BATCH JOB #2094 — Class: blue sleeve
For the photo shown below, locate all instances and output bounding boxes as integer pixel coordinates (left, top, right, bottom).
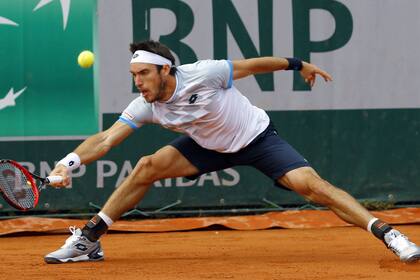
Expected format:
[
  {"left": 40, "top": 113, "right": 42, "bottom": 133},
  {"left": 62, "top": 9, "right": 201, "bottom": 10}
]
[
  {"left": 118, "top": 116, "right": 139, "bottom": 129},
  {"left": 118, "top": 96, "right": 153, "bottom": 129}
]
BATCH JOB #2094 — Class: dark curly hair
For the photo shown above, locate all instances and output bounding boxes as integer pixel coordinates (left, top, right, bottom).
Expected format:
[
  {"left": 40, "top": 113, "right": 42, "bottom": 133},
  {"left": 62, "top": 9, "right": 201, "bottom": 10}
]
[{"left": 130, "top": 40, "right": 177, "bottom": 75}]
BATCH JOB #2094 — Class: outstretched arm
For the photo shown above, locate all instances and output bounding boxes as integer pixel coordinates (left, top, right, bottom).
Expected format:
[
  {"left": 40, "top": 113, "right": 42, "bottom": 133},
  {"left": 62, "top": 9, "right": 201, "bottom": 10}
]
[
  {"left": 232, "top": 57, "right": 332, "bottom": 87},
  {"left": 50, "top": 121, "right": 134, "bottom": 187},
  {"left": 73, "top": 122, "right": 133, "bottom": 164}
]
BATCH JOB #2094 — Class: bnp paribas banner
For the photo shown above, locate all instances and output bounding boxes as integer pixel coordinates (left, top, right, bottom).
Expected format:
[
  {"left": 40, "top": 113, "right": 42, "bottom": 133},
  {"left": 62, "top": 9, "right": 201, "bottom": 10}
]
[{"left": 0, "top": 0, "right": 98, "bottom": 139}]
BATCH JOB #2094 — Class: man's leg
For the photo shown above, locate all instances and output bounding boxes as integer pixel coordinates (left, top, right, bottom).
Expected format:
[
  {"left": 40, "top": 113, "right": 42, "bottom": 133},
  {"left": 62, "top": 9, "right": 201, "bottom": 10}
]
[
  {"left": 278, "top": 166, "right": 420, "bottom": 262},
  {"left": 45, "top": 145, "right": 199, "bottom": 263},
  {"left": 278, "top": 167, "right": 373, "bottom": 228},
  {"left": 101, "top": 145, "right": 199, "bottom": 221}
]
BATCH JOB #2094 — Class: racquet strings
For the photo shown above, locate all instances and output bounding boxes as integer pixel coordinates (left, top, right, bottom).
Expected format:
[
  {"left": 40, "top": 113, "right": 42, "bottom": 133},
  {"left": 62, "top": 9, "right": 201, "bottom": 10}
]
[{"left": 0, "top": 161, "right": 37, "bottom": 209}]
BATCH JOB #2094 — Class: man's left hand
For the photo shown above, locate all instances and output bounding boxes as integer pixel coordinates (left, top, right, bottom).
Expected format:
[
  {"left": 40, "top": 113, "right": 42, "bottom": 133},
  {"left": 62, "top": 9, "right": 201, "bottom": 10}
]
[{"left": 300, "top": 62, "right": 333, "bottom": 87}]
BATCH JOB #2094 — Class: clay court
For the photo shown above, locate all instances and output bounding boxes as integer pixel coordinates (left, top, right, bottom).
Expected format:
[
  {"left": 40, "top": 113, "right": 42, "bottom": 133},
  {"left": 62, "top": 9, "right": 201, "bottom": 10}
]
[{"left": 0, "top": 210, "right": 419, "bottom": 280}]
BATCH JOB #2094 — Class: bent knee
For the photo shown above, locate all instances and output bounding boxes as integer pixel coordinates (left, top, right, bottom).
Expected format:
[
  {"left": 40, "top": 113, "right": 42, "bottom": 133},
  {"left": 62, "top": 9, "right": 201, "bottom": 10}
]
[
  {"left": 137, "top": 155, "right": 153, "bottom": 169},
  {"left": 281, "top": 168, "right": 337, "bottom": 203},
  {"left": 131, "top": 154, "right": 160, "bottom": 184}
]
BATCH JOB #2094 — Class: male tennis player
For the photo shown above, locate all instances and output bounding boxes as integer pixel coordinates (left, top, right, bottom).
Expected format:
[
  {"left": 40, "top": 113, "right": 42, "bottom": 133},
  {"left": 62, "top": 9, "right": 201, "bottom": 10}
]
[{"left": 44, "top": 40, "right": 420, "bottom": 264}]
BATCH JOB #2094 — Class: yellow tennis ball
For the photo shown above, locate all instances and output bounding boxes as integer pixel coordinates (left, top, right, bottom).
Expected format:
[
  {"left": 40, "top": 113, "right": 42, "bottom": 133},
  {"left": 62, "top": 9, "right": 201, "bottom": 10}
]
[{"left": 77, "top": 50, "right": 95, "bottom": 68}]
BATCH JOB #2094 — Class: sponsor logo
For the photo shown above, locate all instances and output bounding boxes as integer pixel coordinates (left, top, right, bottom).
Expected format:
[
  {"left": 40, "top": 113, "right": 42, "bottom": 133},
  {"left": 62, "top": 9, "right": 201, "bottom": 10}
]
[
  {"left": 0, "top": 16, "right": 18, "bottom": 26},
  {"left": 123, "top": 112, "right": 134, "bottom": 120},
  {"left": 188, "top": 94, "right": 198, "bottom": 104},
  {"left": 74, "top": 243, "right": 88, "bottom": 251},
  {"left": 33, "top": 0, "right": 72, "bottom": 30},
  {"left": 0, "top": 88, "right": 26, "bottom": 111},
  {"left": 89, "top": 216, "right": 99, "bottom": 226}
]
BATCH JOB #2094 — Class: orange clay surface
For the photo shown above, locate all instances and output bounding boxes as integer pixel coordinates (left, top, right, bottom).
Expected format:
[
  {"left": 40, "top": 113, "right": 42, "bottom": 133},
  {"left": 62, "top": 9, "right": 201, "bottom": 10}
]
[{"left": 0, "top": 226, "right": 419, "bottom": 280}]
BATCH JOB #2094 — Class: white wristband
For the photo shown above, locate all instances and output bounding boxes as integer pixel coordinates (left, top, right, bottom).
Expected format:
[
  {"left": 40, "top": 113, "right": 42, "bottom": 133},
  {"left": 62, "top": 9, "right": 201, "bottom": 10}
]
[{"left": 57, "top": 152, "right": 81, "bottom": 171}]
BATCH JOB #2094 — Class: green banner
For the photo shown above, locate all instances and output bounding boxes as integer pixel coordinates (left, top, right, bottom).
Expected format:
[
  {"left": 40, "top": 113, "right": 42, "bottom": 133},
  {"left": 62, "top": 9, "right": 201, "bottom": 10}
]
[
  {"left": 0, "top": 0, "right": 98, "bottom": 138},
  {"left": 1, "top": 110, "right": 419, "bottom": 213}
]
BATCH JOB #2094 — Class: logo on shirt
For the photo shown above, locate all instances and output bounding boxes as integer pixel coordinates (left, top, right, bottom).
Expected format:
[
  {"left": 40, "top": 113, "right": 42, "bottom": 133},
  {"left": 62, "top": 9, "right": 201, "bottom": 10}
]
[
  {"left": 122, "top": 112, "right": 134, "bottom": 120},
  {"left": 188, "top": 94, "right": 198, "bottom": 104}
]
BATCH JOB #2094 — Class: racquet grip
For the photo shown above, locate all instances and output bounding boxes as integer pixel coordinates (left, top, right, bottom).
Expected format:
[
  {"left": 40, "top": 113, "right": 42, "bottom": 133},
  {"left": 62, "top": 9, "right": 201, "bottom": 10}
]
[{"left": 46, "top": 176, "right": 63, "bottom": 184}]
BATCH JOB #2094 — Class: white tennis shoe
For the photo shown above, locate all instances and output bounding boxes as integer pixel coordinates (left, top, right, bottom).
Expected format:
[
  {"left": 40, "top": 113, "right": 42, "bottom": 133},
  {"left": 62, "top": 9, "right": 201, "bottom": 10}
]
[
  {"left": 385, "top": 229, "right": 420, "bottom": 262},
  {"left": 44, "top": 226, "right": 104, "bottom": 264}
]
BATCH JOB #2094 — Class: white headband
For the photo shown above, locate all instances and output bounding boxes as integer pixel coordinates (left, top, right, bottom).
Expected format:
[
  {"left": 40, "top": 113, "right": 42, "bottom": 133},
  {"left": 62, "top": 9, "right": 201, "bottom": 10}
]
[{"left": 130, "top": 50, "right": 172, "bottom": 66}]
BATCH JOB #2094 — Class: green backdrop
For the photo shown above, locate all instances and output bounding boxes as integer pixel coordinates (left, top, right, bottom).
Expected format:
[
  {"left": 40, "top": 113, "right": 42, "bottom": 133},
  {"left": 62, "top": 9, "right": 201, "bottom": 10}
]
[
  {"left": 1, "top": 110, "right": 419, "bottom": 213},
  {"left": 0, "top": 0, "right": 97, "bottom": 137}
]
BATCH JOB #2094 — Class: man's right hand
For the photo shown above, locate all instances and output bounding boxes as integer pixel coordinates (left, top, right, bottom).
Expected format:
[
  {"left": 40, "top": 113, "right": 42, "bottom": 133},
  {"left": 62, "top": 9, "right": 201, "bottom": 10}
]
[{"left": 49, "top": 164, "right": 71, "bottom": 187}]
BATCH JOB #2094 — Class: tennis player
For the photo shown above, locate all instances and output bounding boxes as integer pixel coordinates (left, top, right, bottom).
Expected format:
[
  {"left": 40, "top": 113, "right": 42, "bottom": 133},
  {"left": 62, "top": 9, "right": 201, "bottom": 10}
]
[{"left": 44, "top": 40, "right": 420, "bottom": 264}]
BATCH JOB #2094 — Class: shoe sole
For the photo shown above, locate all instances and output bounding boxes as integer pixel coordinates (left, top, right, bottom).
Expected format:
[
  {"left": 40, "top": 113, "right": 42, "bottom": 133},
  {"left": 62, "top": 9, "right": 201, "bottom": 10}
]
[
  {"left": 44, "top": 247, "right": 104, "bottom": 264},
  {"left": 402, "top": 254, "right": 420, "bottom": 263},
  {"left": 44, "top": 256, "right": 104, "bottom": 264}
]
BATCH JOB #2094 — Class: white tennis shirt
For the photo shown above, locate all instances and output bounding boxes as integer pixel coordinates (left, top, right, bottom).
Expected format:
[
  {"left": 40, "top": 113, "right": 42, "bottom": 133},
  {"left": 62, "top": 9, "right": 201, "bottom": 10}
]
[{"left": 118, "top": 59, "right": 269, "bottom": 153}]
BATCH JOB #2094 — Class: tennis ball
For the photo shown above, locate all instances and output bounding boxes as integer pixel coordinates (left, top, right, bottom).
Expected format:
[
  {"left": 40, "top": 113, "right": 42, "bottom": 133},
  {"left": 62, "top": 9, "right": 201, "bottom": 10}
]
[{"left": 77, "top": 50, "right": 95, "bottom": 68}]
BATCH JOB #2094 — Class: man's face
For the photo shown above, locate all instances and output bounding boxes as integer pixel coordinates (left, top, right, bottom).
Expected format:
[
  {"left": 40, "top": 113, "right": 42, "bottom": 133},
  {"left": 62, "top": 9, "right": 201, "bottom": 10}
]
[{"left": 130, "top": 63, "right": 166, "bottom": 103}]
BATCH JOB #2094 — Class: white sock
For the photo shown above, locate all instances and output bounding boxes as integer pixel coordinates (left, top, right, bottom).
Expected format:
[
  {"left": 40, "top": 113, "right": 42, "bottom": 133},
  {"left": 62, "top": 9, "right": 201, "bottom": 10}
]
[
  {"left": 367, "top": 217, "right": 379, "bottom": 232},
  {"left": 98, "top": 211, "right": 114, "bottom": 227}
]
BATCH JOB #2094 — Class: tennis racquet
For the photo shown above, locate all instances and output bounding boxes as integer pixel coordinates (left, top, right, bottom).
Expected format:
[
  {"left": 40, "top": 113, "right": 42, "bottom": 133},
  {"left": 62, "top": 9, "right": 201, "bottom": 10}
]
[{"left": 0, "top": 159, "right": 63, "bottom": 211}]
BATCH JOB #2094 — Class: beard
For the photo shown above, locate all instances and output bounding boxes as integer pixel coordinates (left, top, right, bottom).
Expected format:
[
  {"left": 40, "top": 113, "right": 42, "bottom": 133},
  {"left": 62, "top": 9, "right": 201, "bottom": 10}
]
[
  {"left": 141, "top": 71, "right": 169, "bottom": 103},
  {"left": 148, "top": 75, "right": 167, "bottom": 103},
  {"left": 157, "top": 78, "right": 167, "bottom": 100}
]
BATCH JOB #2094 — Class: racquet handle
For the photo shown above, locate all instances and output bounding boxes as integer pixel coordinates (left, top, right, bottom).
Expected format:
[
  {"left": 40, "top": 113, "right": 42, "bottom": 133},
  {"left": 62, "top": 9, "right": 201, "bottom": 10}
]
[{"left": 46, "top": 176, "right": 64, "bottom": 184}]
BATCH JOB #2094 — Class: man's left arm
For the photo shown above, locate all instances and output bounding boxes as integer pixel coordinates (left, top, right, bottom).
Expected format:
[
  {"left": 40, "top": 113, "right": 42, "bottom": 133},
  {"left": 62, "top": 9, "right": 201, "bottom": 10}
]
[{"left": 232, "top": 57, "right": 332, "bottom": 87}]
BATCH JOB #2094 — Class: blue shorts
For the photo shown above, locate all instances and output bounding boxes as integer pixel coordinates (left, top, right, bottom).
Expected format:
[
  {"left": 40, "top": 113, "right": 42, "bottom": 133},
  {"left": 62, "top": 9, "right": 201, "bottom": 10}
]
[{"left": 169, "top": 121, "right": 310, "bottom": 189}]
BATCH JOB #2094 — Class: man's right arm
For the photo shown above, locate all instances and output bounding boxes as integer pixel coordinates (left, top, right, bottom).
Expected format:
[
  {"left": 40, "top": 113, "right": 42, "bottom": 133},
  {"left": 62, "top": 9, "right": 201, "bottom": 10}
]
[
  {"left": 50, "top": 121, "right": 134, "bottom": 187},
  {"left": 74, "top": 121, "right": 133, "bottom": 164}
]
